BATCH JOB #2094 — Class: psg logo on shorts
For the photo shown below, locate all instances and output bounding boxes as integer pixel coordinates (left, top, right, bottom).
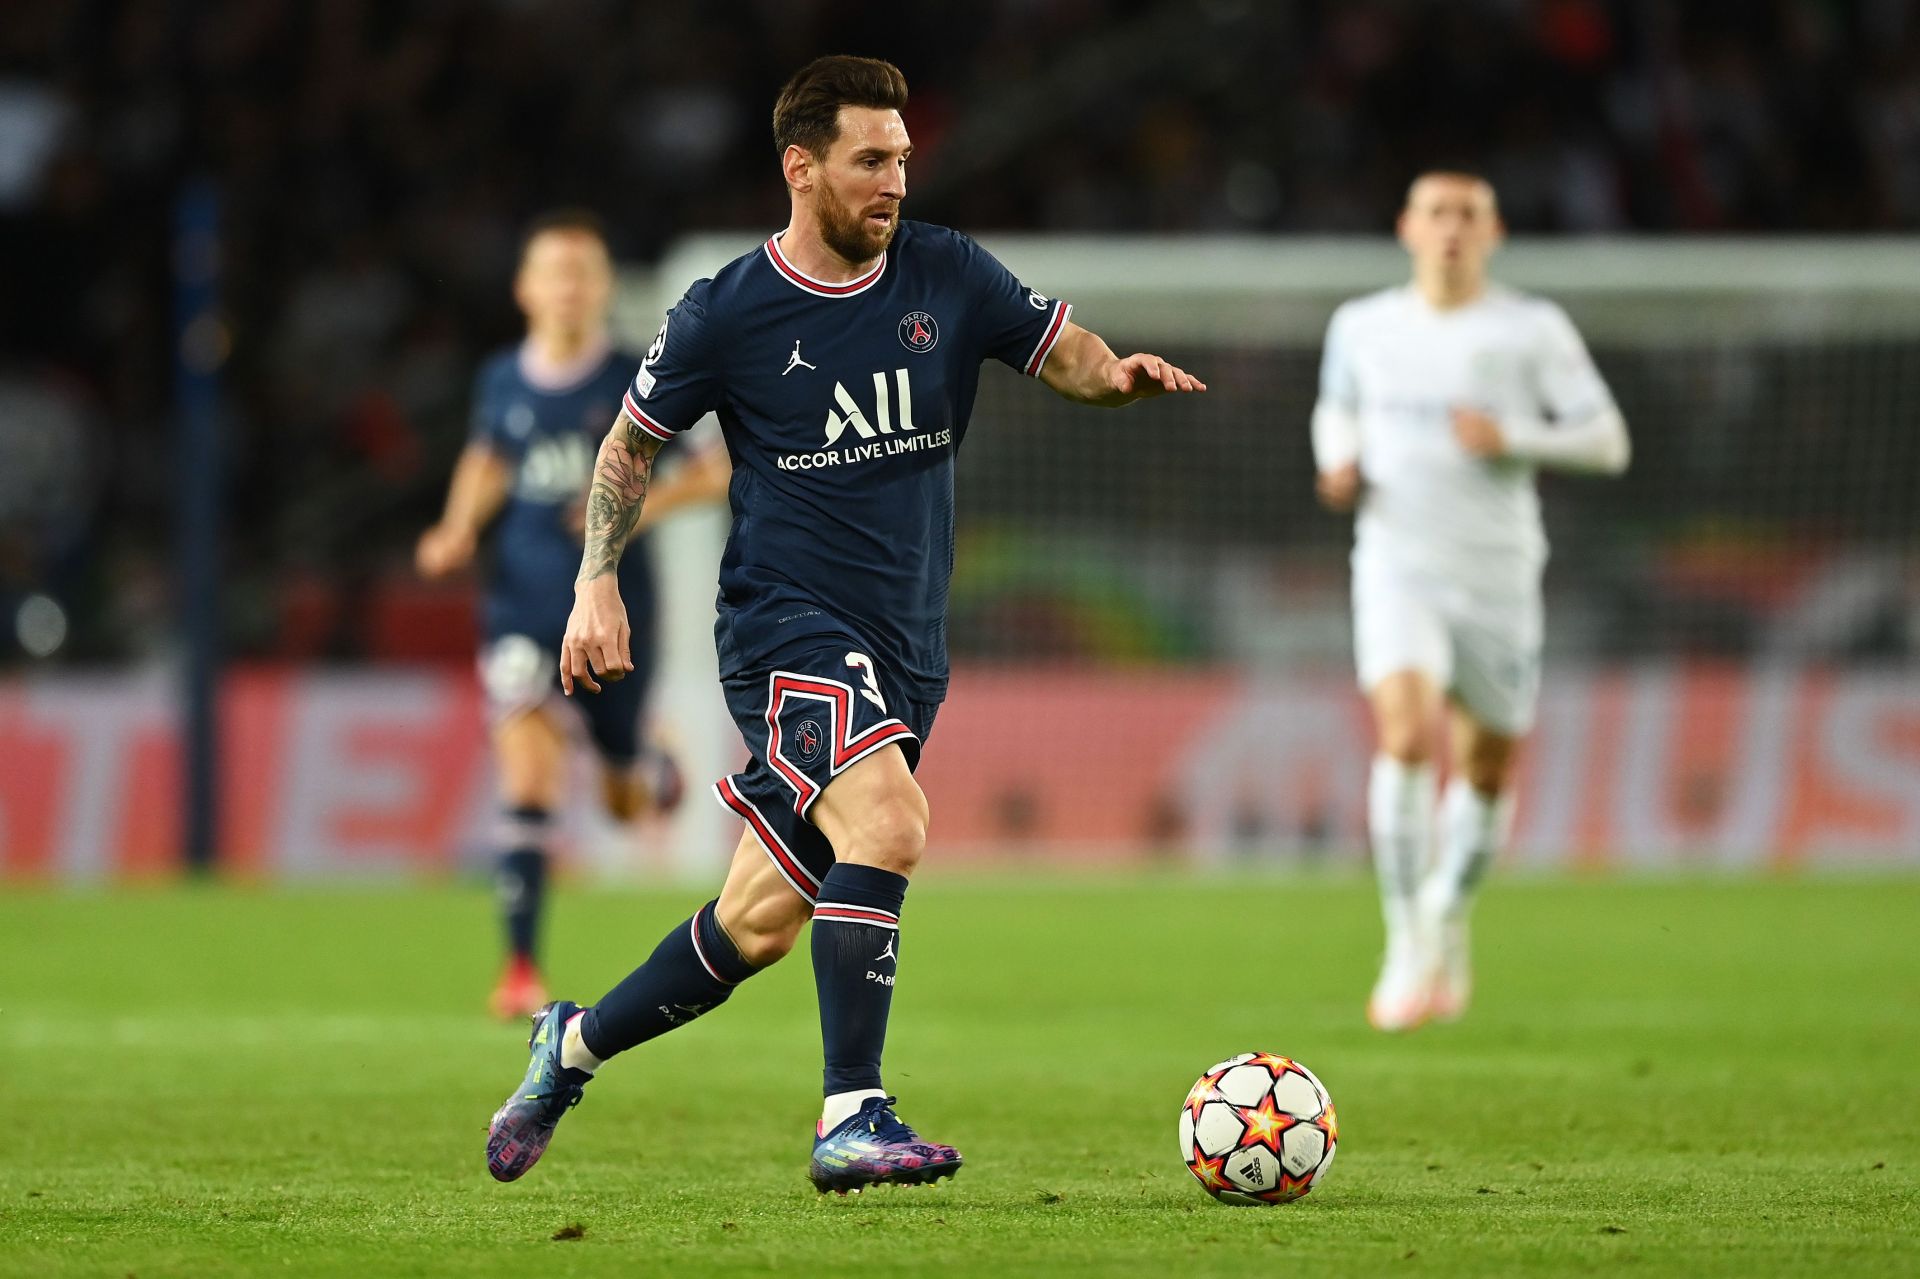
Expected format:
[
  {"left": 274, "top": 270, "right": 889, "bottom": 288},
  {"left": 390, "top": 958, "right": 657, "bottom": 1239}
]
[
  {"left": 898, "top": 311, "right": 939, "bottom": 353},
  {"left": 793, "top": 719, "right": 825, "bottom": 765}
]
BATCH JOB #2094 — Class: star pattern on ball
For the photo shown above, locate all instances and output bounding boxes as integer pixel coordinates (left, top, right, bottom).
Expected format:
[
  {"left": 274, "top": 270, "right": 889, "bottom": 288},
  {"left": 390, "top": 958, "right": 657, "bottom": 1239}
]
[
  {"left": 1275, "top": 1170, "right": 1315, "bottom": 1202},
  {"left": 1189, "top": 1152, "right": 1232, "bottom": 1193},
  {"left": 1237, "top": 1094, "right": 1296, "bottom": 1155},
  {"left": 1184, "top": 1071, "right": 1223, "bottom": 1124},
  {"left": 1182, "top": 1055, "right": 1337, "bottom": 1206}
]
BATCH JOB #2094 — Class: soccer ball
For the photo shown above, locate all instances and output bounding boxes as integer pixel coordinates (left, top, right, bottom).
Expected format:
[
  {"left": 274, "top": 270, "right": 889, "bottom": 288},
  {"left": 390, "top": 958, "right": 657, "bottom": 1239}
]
[{"left": 1179, "top": 1052, "right": 1338, "bottom": 1205}]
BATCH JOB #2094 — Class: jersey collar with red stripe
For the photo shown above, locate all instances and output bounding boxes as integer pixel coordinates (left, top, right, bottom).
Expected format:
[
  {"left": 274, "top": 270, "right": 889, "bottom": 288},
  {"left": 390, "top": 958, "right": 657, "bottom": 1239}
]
[{"left": 763, "top": 234, "right": 888, "bottom": 299}]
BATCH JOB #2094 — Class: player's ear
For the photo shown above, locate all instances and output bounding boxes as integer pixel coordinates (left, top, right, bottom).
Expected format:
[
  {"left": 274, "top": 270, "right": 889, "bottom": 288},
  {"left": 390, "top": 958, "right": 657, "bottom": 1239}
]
[{"left": 782, "top": 144, "right": 814, "bottom": 194}]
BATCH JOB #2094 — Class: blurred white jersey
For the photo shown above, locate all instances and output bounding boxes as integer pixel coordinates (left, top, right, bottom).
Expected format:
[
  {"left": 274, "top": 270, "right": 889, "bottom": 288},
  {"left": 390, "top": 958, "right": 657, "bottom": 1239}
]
[{"left": 1314, "top": 284, "right": 1616, "bottom": 592}]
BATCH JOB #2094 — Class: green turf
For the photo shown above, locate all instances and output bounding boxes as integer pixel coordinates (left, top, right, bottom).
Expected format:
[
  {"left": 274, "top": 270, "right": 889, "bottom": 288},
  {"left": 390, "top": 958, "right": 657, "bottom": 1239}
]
[{"left": 2, "top": 874, "right": 1916, "bottom": 1277}]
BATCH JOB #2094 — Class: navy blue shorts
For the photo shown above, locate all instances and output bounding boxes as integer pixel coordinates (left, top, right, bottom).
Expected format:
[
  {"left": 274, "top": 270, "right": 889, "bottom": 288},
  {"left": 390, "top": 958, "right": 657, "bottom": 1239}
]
[{"left": 713, "top": 644, "right": 939, "bottom": 902}]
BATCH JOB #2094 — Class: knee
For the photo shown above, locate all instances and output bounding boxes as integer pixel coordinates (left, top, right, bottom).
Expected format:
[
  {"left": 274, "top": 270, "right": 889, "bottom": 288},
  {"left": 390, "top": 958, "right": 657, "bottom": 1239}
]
[
  {"left": 1370, "top": 672, "right": 1439, "bottom": 767},
  {"left": 841, "top": 794, "right": 929, "bottom": 877},
  {"left": 1377, "top": 722, "right": 1433, "bottom": 767}
]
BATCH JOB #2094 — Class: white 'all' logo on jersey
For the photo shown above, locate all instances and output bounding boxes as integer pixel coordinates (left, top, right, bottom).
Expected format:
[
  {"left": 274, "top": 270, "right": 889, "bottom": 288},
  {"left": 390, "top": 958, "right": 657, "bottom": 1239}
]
[
  {"left": 518, "top": 434, "right": 595, "bottom": 501},
  {"left": 823, "top": 368, "right": 915, "bottom": 447}
]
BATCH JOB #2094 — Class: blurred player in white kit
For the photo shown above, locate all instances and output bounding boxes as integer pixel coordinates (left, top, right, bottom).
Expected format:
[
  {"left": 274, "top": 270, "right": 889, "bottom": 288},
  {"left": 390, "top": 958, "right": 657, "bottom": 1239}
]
[{"left": 1312, "top": 172, "right": 1631, "bottom": 1031}]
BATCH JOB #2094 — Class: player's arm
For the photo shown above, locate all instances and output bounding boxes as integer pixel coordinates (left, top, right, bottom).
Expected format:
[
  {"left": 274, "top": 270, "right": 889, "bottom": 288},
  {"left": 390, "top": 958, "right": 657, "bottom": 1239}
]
[
  {"left": 1452, "top": 304, "right": 1630, "bottom": 474},
  {"left": 416, "top": 444, "right": 512, "bottom": 578},
  {"left": 561, "top": 408, "right": 666, "bottom": 695},
  {"left": 634, "top": 443, "right": 730, "bottom": 532},
  {"left": 1311, "top": 408, "right": 1363, "bottom": 512},
  {"left": 1452, "top": 406, "right": 1631, "bottom": 474},
  {"left": 1312, "top": 307, "right": 1363, "bottom": 512},
  {"left": 1037, "top": 320, "right": 1206, "bottom": 407}
]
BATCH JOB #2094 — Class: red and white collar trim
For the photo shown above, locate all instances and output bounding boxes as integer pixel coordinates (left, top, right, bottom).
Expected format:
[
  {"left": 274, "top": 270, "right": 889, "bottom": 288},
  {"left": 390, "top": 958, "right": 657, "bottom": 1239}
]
[{"left": 764, "top": 235, "right": 888, "bottom": 298}]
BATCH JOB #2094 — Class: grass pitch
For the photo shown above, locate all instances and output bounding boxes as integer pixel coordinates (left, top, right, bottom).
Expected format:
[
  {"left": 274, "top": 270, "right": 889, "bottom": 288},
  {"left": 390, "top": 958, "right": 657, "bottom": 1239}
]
[{"left": 2, "top": 873, "right": 1916, "bottom": 1277}]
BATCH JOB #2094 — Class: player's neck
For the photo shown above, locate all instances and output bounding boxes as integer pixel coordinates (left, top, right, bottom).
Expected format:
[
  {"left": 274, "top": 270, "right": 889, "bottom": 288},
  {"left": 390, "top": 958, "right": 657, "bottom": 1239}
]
[
  {"left": 776, "top": 220, "right": 882, "bottom": 284},
  {"left": 520, "top": 328, "right": 610, "bottom": 390},
  {"left": 1412, "top": 271, "right": 1486, "bottom": 311}
]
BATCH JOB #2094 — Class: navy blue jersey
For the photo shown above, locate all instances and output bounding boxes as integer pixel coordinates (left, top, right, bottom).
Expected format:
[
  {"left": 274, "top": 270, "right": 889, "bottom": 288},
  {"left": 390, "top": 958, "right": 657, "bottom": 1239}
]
[
  {"left": 620, "top": 220, "right": 1072, "bottom": 699},
  {"left": 469, "top": 343, "right": 655, "bottom": 648}
]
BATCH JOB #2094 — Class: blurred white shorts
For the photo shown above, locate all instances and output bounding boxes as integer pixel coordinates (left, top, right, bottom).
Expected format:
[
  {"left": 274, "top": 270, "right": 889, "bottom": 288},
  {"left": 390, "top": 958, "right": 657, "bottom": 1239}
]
[
  {"left": 478, "top": 633, "right": 563, "bottom": 727},
  {"left": 477, "top": 633, "right": 648, "bottom": 765},
  {"left": 1351, "top": 551, "right": 1544, "bottom": 735}
]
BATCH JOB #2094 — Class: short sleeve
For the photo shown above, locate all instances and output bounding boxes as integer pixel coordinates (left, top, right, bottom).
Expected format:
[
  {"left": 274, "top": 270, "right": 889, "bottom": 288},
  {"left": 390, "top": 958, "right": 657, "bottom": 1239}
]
[
  {"left": 960, "top": 236, "right": 1073, "bottom": 376},
  {"left": 622, "top": 283, "right": 723, "bottom": 442},
  {"left": 1315, "top": 305, "right": 1360, "bottom": 414},
  {"left": 1532, "top": 302, "right": 1613, "bottom": 422}
]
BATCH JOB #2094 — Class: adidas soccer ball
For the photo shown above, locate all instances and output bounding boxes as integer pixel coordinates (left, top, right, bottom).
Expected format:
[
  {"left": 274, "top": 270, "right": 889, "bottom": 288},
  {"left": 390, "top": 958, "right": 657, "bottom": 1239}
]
[{"left": 1179, "top": 1052, "right": 1338, "bottom": 1205}]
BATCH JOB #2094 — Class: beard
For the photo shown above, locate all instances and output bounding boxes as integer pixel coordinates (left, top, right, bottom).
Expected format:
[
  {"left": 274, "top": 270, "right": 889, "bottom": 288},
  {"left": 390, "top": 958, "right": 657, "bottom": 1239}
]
[{"left": 817, "top": 181, "right": 898, "bottom": 265}]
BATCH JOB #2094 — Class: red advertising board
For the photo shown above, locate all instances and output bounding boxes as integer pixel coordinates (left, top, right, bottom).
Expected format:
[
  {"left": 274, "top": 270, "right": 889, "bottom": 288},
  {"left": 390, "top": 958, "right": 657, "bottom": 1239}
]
[{"left": 2, "top": 665, "right": 1916, "bottom": 879}]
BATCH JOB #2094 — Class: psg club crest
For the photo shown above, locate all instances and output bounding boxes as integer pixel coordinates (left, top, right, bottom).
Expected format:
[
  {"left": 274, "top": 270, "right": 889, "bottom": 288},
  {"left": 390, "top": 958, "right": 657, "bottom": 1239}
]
[
  {"left": 793, "top": 719, "right": 825, "bottom": 765},
  {"left": 898, "top": 311, "right": 939, "bottom": 353}
]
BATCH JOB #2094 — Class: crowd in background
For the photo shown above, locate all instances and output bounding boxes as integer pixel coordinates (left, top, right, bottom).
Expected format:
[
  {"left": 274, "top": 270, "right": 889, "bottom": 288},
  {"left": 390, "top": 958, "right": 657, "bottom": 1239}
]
[{"left": 4, "top": 0, "right": 1920, "bottom": 662}]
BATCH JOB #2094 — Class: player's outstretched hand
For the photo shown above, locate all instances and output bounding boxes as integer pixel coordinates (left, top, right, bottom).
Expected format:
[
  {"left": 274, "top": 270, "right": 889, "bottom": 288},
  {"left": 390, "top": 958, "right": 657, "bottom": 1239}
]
[
  {"left": 1110, "top": 353, "right": 1206, "bottom": 400},
  {"left": 414, "top": 523, "right": 476, "bottom": 579},
  {"left": 1316, "top": 462, "right": 1362, "bottom": 512},
  {"left": 1451, "top": 407, "right": 1507, "bottom": 458},
  {"left": 560, "top": 579, "right": 633, "bottom": 696}
]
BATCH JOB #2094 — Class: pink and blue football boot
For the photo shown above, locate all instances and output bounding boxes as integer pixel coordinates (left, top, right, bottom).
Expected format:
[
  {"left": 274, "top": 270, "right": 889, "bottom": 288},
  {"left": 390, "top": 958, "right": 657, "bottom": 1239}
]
[
  {"left": 808, "top": 1095, "right": 963, "bottom": 1194},
  {"left": 486, "top": 1000, "right": 590, "bottom": 1182}
]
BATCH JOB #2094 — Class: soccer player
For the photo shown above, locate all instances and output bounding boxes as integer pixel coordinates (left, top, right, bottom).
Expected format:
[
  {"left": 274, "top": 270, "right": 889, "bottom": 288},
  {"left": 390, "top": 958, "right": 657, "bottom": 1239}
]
[
  {"left": 417, "top": 210, "right": 728, "bottom": 1020},
  {"left": 1311, "top": 172, "right": 1630, "bottom": 1031},
  {"left": 484, "top": 55, "right": 1205, "bottom": 1192}
]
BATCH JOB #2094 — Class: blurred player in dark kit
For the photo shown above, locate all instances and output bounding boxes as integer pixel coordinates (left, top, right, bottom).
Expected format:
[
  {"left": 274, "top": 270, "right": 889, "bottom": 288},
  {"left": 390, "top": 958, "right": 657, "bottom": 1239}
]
[{"left": 418, "top": 211, "right": 728, "bottom": 1020}]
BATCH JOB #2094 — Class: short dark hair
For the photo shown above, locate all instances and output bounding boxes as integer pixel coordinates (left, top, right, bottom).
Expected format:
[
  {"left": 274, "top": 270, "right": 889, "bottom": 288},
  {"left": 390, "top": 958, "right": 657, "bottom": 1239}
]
[
  {"left": 519, "top": 208, "right": 608, "bottom": 261},
  {"left": 772, "top": 55, "right": 909, "bottom": 159}
]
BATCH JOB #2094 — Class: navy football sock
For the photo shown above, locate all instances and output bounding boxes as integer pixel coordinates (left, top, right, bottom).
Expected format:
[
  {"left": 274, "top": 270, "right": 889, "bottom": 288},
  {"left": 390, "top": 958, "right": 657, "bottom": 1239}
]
[
  {"left": 578, "top": 900, "right": 757, "bottom": 1060},
  {"left": 811, "top": 863, "right": 909, "bottom": 1096},
  {"left": 496, "top": 805, "right": 551, "bottom": 963}
]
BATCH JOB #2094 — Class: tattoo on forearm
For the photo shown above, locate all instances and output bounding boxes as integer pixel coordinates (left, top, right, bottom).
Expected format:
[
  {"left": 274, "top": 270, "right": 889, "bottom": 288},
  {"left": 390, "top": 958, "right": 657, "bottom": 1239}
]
[{"left": 577, "top": 412, "right": 661, "bottom": 583}]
